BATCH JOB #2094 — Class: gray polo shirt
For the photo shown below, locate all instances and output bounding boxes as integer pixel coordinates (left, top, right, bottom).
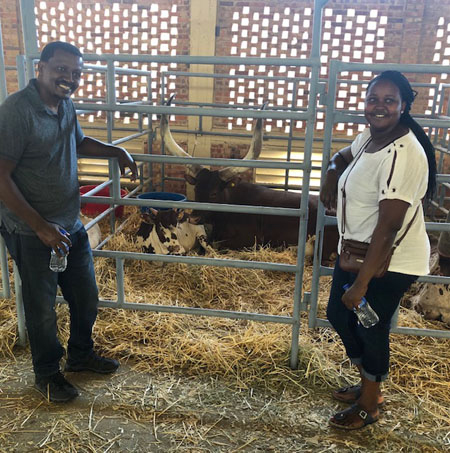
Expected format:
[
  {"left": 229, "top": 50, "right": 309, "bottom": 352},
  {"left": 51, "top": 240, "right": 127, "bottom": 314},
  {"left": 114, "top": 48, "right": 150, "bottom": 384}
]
[{"left": 0, "top": 79, "right": 84, "bottom": 235}]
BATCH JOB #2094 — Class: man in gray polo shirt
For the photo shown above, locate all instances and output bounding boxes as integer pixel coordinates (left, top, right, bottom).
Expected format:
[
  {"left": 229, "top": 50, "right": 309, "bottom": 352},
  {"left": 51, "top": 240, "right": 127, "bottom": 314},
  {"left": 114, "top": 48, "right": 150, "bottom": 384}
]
[{"left": 0, "top": 41, "right": 137, "bottom": 402}]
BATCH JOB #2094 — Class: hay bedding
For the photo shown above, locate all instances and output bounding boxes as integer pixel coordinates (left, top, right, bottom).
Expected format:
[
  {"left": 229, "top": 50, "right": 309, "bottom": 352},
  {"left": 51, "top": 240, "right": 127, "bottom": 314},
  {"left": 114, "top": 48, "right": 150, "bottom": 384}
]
[{"left": 0, "top": 208, "right": 449, "bottom": 451}]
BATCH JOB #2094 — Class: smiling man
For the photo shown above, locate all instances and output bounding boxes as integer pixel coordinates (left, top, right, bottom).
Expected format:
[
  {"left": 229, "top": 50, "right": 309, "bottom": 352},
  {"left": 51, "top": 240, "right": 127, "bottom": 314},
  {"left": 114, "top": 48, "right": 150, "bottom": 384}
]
[{"left": 0, "top": 41, "right": 137, "bottom": 403}]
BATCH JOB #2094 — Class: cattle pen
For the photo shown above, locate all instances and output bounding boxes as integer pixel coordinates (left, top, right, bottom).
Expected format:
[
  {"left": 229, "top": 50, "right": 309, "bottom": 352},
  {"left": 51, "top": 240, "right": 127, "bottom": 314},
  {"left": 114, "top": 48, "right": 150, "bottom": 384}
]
[{"left": 0, "top": 0, "right": 450, "bottom": 452}]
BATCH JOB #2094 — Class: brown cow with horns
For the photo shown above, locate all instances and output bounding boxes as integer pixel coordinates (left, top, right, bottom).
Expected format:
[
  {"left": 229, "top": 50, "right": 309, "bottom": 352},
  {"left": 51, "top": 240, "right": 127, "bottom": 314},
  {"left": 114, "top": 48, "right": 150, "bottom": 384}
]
[{"left": 160, "top": 96, "right": 339, "bottom": 261}]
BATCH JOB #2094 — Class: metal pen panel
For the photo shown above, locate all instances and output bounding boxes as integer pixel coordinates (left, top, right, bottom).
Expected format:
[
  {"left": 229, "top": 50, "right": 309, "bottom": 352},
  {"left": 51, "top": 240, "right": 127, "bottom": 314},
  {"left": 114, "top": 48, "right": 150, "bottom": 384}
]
[
  {"left": 308, "top": 59, "right": 450, "bottom": 341},
  {"left": 0, "top": 20, "right": 8, "bottom": 102},
  {"left": 14, "top": 263, "right": 27, "bottom": 347},
  {"left": 19, "top": 0, "right": 38, "bottom": 81},
  {"left": 0, "top": 235, "right": 10, "bottom": 299}
]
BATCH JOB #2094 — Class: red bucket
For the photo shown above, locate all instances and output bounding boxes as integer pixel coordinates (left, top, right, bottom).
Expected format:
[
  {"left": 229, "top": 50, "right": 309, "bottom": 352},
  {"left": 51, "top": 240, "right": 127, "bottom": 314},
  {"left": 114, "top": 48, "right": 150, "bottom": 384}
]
[{"left": 80, "top": 185, "right": 127, "bottom": 218}]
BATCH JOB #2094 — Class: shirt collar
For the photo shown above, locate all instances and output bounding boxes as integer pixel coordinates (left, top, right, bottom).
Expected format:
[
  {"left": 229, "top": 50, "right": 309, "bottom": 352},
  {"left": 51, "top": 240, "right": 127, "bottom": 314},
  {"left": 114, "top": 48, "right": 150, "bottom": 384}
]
[{"left": 25, "top": 78, "right": 67, "bottom": 116}]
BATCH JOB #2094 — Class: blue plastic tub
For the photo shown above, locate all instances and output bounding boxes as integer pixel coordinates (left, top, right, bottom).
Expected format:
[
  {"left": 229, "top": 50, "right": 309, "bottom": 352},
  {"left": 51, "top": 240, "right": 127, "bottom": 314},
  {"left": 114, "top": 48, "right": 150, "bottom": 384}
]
[{"left": 137, "top": 192, "right": 187, "bottom": 213}]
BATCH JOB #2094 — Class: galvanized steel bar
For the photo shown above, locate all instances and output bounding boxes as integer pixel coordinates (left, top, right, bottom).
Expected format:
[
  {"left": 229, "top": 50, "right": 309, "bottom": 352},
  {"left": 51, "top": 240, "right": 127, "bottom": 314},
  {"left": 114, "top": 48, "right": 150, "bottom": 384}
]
[
  {"left": 161, "top": 100, "right": 308, "bottom": 112},
  {"left": 332, "top": 61, "right": 450, "bottom": 74},
  {"left": 163, "top": 70, "right": 312, "bottom": 83},
  {"left": 437, "top": 175, "right": 450, "bottom": 183},
  {"left": 19, "top": 0, "right": 39, "bottom": 81},
  {"left": 83, "top": 63, "right": 153, "bottom": 76},
  {"left": 146, "top": 74, "right": 154, "bottom": 190},
  {"left": 106, "top": 60, "right": 116, "bottom": 144},
  {"left": 308, "top": 60, "right": 340, "bottom": 329},
  {"left": 55, "top": 296, "right": 294, "bottom": 325},
  {"left": 417, "top": 275, "right": 450, "bottom": 284},
  {"left": 390, "top": 305, "right": 400, "bottom": 329},
  {"left": 334, "top": 112, "right": 450, "bottom": 128},
  {"left": 73, "top": 102, "right": 311, "bottom": 120},
  {"left": 313, "top": 317, "right": 450, "bottom": 339},
  {"left": 93, "top": 249, "right": 297, "bottom": 273},
  {"left": 16, "top": 55, "right": 27, "bottom": 89},
  {"left": 159, "top": 74, "right": 167, "bottom": 191},
  {"left": 108, "top": 156, "right": 122, "bottom": 233},
  {"left": 116, "top": 258, "right": 125, "bottom": 307},
  {"left": 80, "top": 179, "right": 112, "bottom": 196},
  {"left": 425, "top": 222, "right": 450, "bottom": 232},
  {"left": 0, "top": 236, "right": 10, "bottom": 299},
  {"left": 284, "top": 80, "right": 298, "bottom": 191},
  {"left": 289, "top": 0, "right": 327, "bottom": 369},
  {"left": 112, "top": 131, "right": 149, "bottom": 146},
  {"left": 25, "top": 52, "right": 319, "bottom": 68},
  {"left": 13, "top": 263, "right": 27, "bottom": 347},
  {"left": 0, "top": 20, "right": 8, "bottom": 102},
  {"left": 325, "top": 215, "right": 450, "bottom": 232},
  {"left": 135, "top": 153, "right": 306, "bottom": 170},
  {"left": 80, "top": 195, "right": 303, "bottom": 217}
]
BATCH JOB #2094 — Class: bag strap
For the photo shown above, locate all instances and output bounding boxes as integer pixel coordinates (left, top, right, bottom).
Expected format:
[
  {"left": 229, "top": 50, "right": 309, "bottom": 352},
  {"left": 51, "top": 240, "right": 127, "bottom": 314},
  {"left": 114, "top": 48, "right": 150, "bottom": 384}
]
[
  {"left": 341, "top": 137, "right": 371, "bottom": 235},
  {"left": 393, "top": 205, "right": 420, "bottom": 249}
]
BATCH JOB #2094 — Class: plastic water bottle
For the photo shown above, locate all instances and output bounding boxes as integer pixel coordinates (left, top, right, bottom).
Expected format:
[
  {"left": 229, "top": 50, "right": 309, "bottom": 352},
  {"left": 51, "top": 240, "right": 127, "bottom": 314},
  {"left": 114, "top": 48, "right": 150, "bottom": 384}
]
[
  {"left": 49, "top": 249, "right": 68, "bottom": 272},
  {"left": 343, "top": 284, "right": 379, "bottom": 328},
  {"left": 49, "top": 229, "right": 69, "bottom": 272}
]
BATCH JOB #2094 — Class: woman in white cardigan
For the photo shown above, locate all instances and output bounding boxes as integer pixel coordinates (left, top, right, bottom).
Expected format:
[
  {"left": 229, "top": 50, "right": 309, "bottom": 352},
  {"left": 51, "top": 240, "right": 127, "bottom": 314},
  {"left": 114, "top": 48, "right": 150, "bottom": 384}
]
[{"left": 320, "top": 70, "right": 436, "bottom": 430}]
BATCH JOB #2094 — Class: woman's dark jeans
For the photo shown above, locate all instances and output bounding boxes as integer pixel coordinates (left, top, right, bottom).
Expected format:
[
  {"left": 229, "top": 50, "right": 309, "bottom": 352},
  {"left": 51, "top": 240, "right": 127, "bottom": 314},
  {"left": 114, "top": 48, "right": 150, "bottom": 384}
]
[
  {"left": 326, "top": 255, "right": 417, "bottom": 382},
  {"left": 1, "top": 225, "right": 99, "bottom": 378}
]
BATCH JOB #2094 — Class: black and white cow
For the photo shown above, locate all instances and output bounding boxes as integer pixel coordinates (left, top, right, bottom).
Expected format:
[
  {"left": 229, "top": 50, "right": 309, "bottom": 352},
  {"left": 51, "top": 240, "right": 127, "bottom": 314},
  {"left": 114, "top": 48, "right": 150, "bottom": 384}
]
[{"left": 136, "top": 208, "right": 212, "bottom": 255}]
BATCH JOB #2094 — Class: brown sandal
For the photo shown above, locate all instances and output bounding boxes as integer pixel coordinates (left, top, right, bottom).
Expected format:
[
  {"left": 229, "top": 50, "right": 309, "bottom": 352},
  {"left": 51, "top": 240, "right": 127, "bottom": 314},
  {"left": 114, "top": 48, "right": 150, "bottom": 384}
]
[
  {"left": 330, "top": 404, "right": 379, "bottom": 430},
  {"left": 333, "top": 385, "right": 385, "bottom": 406},
  {"left": 333, "top": 385, "right": 362, "bottom": 403}
]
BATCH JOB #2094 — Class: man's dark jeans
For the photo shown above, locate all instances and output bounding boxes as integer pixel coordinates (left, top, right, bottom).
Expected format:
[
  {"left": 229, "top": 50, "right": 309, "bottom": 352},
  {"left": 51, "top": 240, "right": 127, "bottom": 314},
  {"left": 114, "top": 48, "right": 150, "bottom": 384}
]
[
  {"left": 1, "top": 225, "right": 98, "bottom": 377},
  {"left": 326, "top": 255, "right": 417, "bottom": 382}
]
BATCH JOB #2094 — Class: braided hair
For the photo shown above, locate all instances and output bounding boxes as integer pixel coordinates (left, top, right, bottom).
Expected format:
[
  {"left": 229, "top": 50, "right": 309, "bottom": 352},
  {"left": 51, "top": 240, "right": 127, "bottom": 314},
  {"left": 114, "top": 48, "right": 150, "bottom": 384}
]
[{"left": 367, "top": 70, "right": 437, "bottom": 199}]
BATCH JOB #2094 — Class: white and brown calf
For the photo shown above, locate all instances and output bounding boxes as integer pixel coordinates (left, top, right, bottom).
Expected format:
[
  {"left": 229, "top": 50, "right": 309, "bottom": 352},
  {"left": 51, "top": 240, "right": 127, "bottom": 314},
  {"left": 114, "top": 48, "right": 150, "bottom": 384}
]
[{"left": 136, "top": 208, "right": 212, "bottom": 255}]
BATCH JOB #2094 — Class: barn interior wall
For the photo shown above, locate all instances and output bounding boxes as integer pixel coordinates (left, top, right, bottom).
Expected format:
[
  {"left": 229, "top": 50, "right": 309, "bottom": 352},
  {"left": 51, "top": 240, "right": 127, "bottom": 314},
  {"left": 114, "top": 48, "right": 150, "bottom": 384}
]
[
  {"left": 2, "top": 1, "right": 448, "bottom": 115},
  {"left": 0, "top": 0, "right": 22, "bottom": 94},
  {"left": 1, "top": 0, "right": 449, "bottom": 194}
]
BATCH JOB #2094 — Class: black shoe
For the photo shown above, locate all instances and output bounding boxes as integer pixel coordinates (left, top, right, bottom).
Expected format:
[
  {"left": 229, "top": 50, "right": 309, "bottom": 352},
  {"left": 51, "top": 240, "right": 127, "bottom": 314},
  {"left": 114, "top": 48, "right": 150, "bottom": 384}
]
[
  {"left": 34, "top": 371, "right": 79, "bottom": 403},
  {"left": 65, "top": 353, "right": 119, "bottom": 374}
]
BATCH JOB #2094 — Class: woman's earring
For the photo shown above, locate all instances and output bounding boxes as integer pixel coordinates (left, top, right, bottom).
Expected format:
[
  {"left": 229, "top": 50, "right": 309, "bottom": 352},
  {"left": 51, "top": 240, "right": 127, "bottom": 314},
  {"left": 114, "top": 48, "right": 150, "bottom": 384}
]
[{"left": 401, "top": 110, "right": 404, "bottom": 114}]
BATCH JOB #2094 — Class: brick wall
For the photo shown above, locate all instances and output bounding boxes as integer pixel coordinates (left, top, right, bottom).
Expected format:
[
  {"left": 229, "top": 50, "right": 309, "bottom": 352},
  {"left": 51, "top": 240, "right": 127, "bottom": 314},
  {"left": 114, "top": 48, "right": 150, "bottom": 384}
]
[
  {"left": 214, "top": 0, "right": 450, "bottom": 132},
  {"left": 0, "top": 0, "right": 22, "bottom": 93},
  {"left": 2, "top": 0, "right": 448, "bottom": 114},
  {"left": 1, "top": 0, "right": 449, "bottom": 193}
]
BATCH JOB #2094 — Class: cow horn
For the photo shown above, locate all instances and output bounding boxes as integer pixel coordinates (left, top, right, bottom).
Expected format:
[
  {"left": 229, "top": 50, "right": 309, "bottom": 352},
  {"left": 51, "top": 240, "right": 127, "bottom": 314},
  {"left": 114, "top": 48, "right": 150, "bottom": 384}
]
[
  {"left": 160, "top": 95, "right": 202, "bottom": 177},
  {"left": 218, "top": 101, "right": 267, "bottom": 181}
]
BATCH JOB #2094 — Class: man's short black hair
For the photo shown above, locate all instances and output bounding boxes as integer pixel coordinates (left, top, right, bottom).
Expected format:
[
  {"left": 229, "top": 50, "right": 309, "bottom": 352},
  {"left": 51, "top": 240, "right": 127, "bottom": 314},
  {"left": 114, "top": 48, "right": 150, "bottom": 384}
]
[{"left": 40, "top": 41, "right": 83, "bottom": 62}]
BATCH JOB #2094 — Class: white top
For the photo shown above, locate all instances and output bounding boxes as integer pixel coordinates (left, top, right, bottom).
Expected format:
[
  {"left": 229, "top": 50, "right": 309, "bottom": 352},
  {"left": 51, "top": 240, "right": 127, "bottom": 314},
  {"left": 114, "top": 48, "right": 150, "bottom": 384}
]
[{"left": 336, "top": 128, "right": 430, "bottom": 276}]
